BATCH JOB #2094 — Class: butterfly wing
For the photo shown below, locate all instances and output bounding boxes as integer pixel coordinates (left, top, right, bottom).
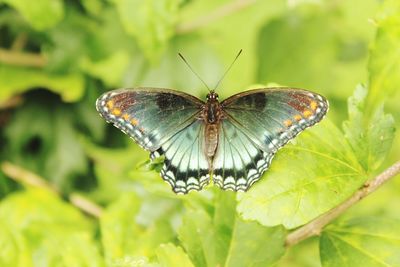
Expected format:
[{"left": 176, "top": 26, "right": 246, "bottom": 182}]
[
  {"left": 153, "top": 120, "right": 210, "bottom": 194},
  {"left": 96, "top": 88, "right": 209, "bottom": 193},
  {"left": 213, "top": 119, "right": 274, "bottom": 191},
  {"left": 96, "top": 88, "right": 204, "bottom": 151},
  {"left": 213, "top": 88, "right": 328, "bottom": 191}
]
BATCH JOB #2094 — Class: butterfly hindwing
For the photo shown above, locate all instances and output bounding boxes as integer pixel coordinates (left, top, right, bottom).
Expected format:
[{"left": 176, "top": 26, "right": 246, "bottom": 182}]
[
  {"left": 213, "top": 119, "right": 275, "bottom": 191},
  {"left": 96, "top": 88, "right": 204, "bottom": 151},
  {"left": 152, "top": 120, "right": 210, "bottom": 194},
  {"left": 222, "top": 88, "right": 328, "bottom": 154}
]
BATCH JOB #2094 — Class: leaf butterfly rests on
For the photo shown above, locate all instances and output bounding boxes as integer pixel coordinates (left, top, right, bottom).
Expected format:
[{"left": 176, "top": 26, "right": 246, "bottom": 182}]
[{"left": 96, "top": 51, "right": 328, "bottom": 194}]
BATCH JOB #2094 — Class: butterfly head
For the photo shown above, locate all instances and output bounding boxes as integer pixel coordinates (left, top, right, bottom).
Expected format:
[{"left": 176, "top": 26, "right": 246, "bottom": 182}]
[{"left": 206, "top": 91, "right": 219, "bottom": 101}]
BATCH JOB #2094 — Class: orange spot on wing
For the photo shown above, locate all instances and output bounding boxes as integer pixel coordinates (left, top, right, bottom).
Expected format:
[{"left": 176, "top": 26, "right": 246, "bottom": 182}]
[
  {"left": 303, "top": 109, "right": 313, "bottom": 118},
  {"left": 310, "top": 100, "right": 318, "bottom": 111},
  {"left": 112, "top": 108, "right": 121, "bottom": 116},
  {"left": 106, "top": 100, "right": 114, "bottom": 108},
  {"left": 284, "top": 119, "right": 292, "bottom": 127},
  {"left": 294, "top": 114, "right": 302, "bottom": 121},
  {"left": 122, "top": 113, "right": 130, "bottom": 120},
  {"left": 131, "top": 118, "right": 138, "bottom": 126}
]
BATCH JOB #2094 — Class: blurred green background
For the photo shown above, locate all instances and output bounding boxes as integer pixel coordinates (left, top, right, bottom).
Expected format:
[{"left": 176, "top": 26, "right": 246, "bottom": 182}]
[{"left": 1, "top": 0, "right": 400, "bottom": 266}]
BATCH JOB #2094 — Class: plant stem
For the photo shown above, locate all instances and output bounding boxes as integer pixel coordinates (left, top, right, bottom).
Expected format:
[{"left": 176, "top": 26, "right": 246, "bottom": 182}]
[
  {"left": 0, "top": 48, "right": 47, "bottom": 67},
  {"left": 1, "top": 161, "right": 103, "bottom": 217},
  {"left": 176, "top": 0, "right": 256, "bottom": 34},
  {"left": 285, "top": 160, "right": 400, "bottom": 247}
]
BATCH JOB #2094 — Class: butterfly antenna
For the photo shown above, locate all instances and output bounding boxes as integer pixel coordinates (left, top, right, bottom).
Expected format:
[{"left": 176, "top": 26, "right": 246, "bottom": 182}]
[
  {"left": 213, "top": 49, "right": 242, "bottom": 91},
  {"left": 178, "top": 53, "right": 212, "bottom": 92}
]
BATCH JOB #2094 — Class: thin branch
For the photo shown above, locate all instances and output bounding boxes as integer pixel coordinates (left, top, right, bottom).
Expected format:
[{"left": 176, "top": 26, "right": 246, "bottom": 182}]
[
  {"left": 176, "top": 0, "right": 257, "bottom": 34},
  {"left": 1, "top": 161, "right": 103, "bottom": 218},
  {"left": 0, "top": 48, "right": 47, "bottom": 68},
  {"left": 285, "top": 160, "right": 400, "bottom": 247}
]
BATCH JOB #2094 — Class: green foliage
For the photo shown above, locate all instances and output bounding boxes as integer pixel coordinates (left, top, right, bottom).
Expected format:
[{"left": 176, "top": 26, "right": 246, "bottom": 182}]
[
  {"left": 0, "top": 0, "right": 64, "bottom": 30},
  {"left": 238, "top": 120, "right": 365, "bottom": 229},
  {"left": 343, "top": 85, "right": 395, "bottom": 172},
  {"left": 367, "top": 0, "right": 400, "bottom": 111},
  {"left": 0, "top": 0, "right": 399, "bottom": 266},
  {"left": 320, "top": 217, "right": 400, "bottom": 267},
  {"left": 0, "top": 189, "right": 103, "bottom": 267}
]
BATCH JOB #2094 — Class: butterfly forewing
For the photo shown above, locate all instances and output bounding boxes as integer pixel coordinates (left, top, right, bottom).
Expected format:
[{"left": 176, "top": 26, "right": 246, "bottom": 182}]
[
  {"left": 214, "top": 88, "right": 328, "bottom": 190},
  {"left": 96, "top": 88, "right": 204, "bottom": 151},
  {"left": 222, "top": 88, "right": 328, "bottom": 153}
]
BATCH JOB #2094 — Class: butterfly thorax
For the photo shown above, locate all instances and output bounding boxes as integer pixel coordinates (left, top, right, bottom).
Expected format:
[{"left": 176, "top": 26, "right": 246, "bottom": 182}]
[{"left": 202, "top": 91, "right": 224, "bottom": 164}]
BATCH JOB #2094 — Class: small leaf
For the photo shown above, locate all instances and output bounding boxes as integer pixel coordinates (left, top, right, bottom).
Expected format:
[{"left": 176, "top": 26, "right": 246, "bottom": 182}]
[
  {"left": 156, "top": 243, "right": 194, "bottom": 267},
  {"left": 343, "top": 85, "right": 395, "bottom": 172},
  {"left": 237, "top": 120, "right": 365, "bottom": 229},
  {"left": 320, "top": 217, "right": 400, "bottom": 267},
  {"left": 0, "top": 0, "right": 64, "bottom": 30}
]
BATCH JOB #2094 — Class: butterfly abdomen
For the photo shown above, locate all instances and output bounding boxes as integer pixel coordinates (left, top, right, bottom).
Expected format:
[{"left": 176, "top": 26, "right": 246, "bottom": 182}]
[{"left": 202, "top": 94, "right": 224, "bottom": 162}]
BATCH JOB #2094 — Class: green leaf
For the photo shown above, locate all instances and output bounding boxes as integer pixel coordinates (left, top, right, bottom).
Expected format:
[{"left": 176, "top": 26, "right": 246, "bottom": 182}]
[
  {"left": 156, "top": 243, "right": 194, "bottom": 267},
  {"left": 320, "top": 217, "right": 400, "bottom": 267},
  {"left": 111, "top": 0, "right": 182, "bottom": 62},
  {"left": 4, "top": 98, "right": 88, "bottom": 191},
  {"left": 237, "top": 120, "right": 365, "bottom": 229},
  {"left": 179, "top": 192, "right": 286, "bottom": 267},
  {"left": 0, "top": 189, "right": 103, "bottom": 267},
  {"left": 100, "top": 193, "right": 176, "bottom": 264},
  {"left": 224, "top": 219, "right": 286, "bottom": 267},
  {"left": 0, "top": 65, "right": 85, "bottom": 103},
  {"left": 178, "top": 209, "right": 219, "bottom": 267},
  {"left": 367, "top": 0, "right": 400, "bottom": 111},
  {"left": 343, "top": 85, "right": 395, "bottom": 172},
  {"left": 0, "top": 0, "right": 64, "bottom": 30}
]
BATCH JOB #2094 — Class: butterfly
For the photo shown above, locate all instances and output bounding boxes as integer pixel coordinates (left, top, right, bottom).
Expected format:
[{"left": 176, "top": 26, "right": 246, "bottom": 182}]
[{"left": 96, "top": 87, "right": 328, "bottom": 194}]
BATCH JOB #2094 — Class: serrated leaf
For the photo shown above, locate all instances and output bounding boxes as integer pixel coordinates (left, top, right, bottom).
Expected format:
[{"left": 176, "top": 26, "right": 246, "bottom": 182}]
[
  {"left": 0, "top": 64, "right": 84, "bottom": 103},
  {"left": 0, "top": 0, "right": 64, "bottom": 30},
  {"left": 343, "top": 85, "right": 395, "bottom": 172},
  {"left": 237, "top": 120, "right": 365, "bottom": 229},
  {"left": 111, "top": 0, "right": 182, "bottom": 62},
  {"left": 156, "top": 243, "right": 194, "bottom": 267},
  {"left": 367, "top": 0, "right": 400, "bottom": 111},
  {"left": 0, "top": 189, "right": 103, "bottom": 267},
  {"left": 320, "top": 217, "right": 400, "bottom": 267}
]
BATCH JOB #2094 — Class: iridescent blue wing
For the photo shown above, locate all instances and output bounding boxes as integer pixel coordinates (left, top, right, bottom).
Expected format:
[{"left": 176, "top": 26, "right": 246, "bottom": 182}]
[
  {"left": 96, "top": 88, "right": 209, "bottom": 193},
  {"left": 213, "top": 88, "right": 328, "bottom": 191}
]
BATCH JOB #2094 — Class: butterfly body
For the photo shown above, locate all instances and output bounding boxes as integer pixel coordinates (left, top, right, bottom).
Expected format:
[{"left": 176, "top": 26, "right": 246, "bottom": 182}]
[{"left": 96, "top": 87, "right": 328, "bottom": 194}]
